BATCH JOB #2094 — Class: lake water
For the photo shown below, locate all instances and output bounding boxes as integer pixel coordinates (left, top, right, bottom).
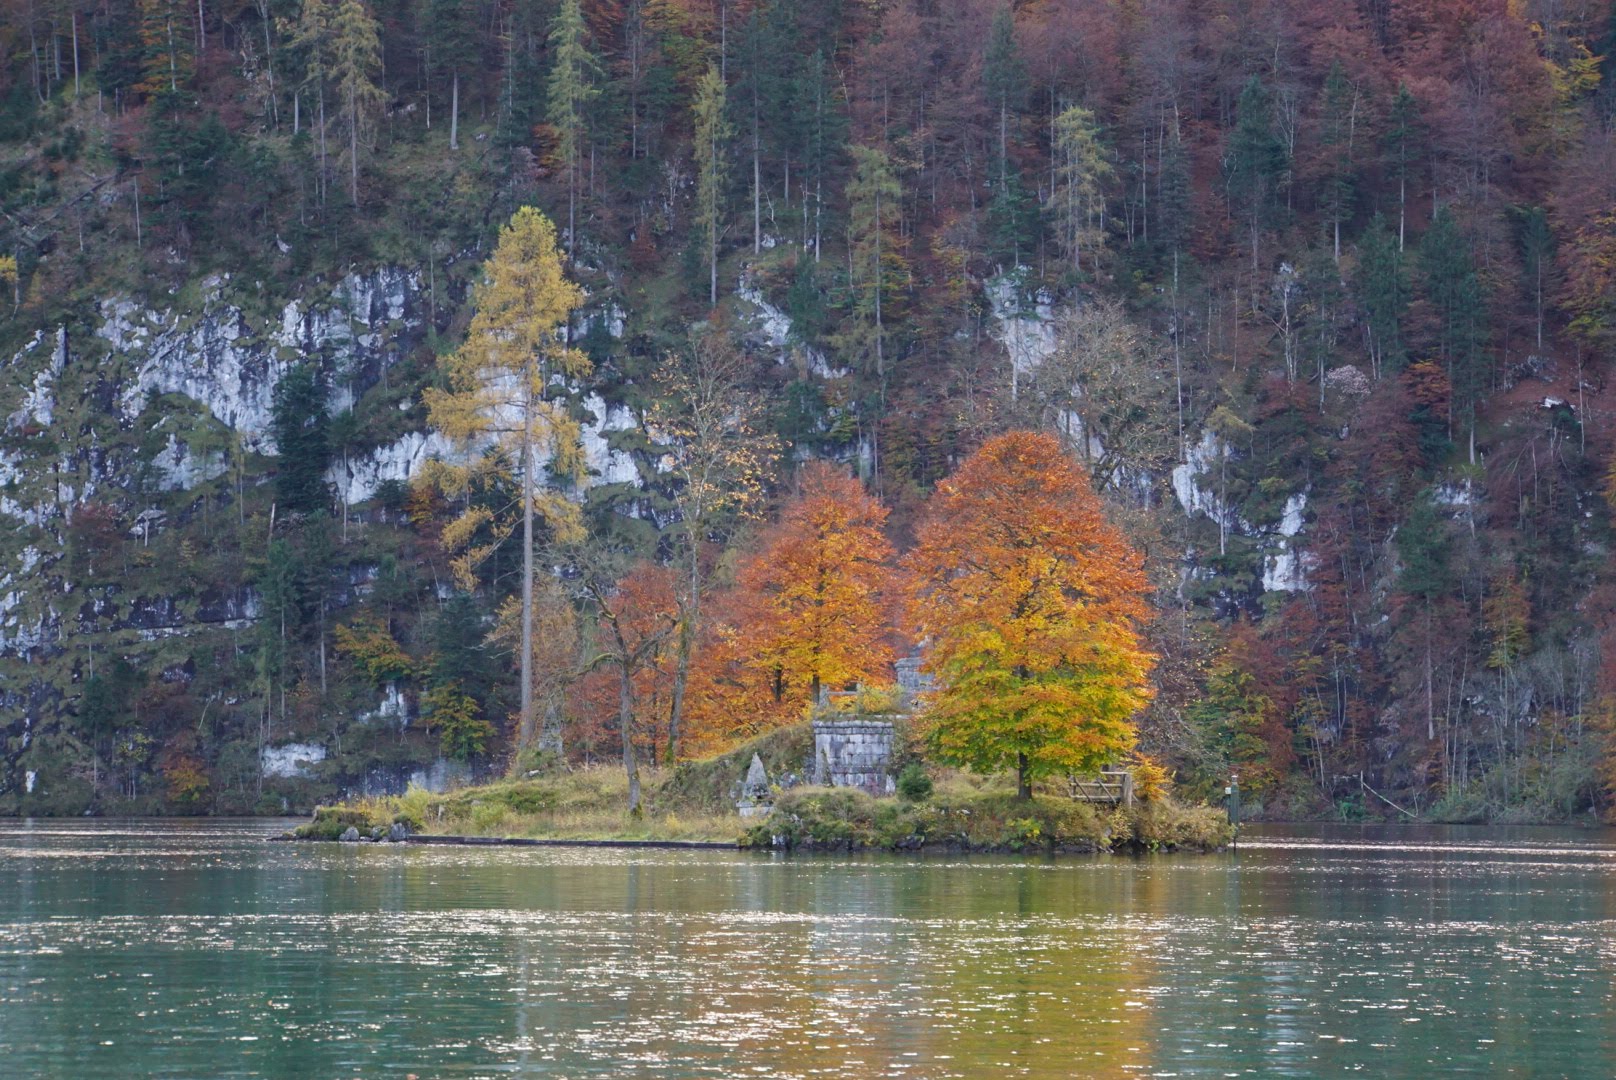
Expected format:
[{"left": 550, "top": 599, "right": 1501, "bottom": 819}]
[{"left": 2, "top": 820, "right": 1614, "bottom": 1077}]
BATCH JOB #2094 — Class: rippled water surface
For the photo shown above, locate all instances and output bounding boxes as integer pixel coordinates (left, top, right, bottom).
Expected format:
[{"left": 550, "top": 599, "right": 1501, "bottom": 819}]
[{"left": 3, "top": 820, "right": 1615, "bottom": 1077}]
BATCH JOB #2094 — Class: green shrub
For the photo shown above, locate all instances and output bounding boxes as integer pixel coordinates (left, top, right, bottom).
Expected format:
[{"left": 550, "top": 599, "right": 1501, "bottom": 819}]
[{"left": 896, "top": 762, "right": 934, "bottom": 802}]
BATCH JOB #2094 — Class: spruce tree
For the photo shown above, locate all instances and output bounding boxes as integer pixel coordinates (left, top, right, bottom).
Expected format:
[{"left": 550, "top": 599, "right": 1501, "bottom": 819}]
[
  {"left": 1420, "top": 208, "right": 1487, "bottom": 448},
  {"left": 546, "top": 0, "right": 601, "bottom": 252},
  {"left": 1317, "top": 62, "right": 1358, "bottom": 261},
  {"left": 425, "top": 0, "right": 477, "bottom": 150},
  {"left": 1226, "top": 75, "right": 1287, "bottom": 272},
  {"left": 846, "top": 144, "right": 904, "bottom": 382},
  {"left": 270, "top": 362, "right": 331, "bottom": 516},
  {"left": 1356, "top": 214, "right": 1407, "bottom": 376}
]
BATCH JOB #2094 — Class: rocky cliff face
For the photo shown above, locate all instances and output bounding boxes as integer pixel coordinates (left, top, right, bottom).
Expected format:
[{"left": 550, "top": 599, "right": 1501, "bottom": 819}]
[
  {"left": 0, "top": 255, "right": 1310, "bottom": 815},
  {"left": 0, "top": 263, "right": 640, "bottom": 813}
]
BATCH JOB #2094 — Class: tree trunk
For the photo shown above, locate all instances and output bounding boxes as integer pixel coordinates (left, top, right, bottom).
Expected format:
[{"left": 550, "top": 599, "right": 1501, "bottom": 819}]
[
  {"left": 349, "top": 85, "right": 359, "bottom": 207},
  {"left": 621, "top": 664, "right": 641, "bottom": 814},
  {"left": 518, "top": 376, "right": 536, "bottom": 750},
  {"left": 449, "top": 71, "right": 459, "bottom": 150},
  {"left": 665, "top": 539, "right": 700, "bottom": 764},
  {"left": 1017, "top": 752, "right": 1030, "bottom": 799}
]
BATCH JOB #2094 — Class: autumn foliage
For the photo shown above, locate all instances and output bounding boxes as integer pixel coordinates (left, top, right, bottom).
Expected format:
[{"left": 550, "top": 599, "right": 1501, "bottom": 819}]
[
  {"left": 907, "top": 432, "right": 1155, "bottom": 797},
  {"left": 682, "top": 463, "right": 895, "bottom": 756}
]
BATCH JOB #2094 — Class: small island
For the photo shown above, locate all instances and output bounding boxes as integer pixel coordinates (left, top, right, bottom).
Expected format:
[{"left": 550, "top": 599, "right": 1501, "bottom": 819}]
[{"left": 295, "top": 711, "right": 1233, "bottom": 855}]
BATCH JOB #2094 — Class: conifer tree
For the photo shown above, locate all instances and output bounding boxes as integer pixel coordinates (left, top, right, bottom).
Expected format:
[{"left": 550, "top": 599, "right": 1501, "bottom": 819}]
[
  {"left": 846, "top": 144, "right": 904, "bottom": 381},
  {"left": 270, "top": 362, "right": 331, "bottom": 516},
  {"left": 425, "top": 0, "right": 476, "bottom": 150},
  {"left": 692, "top": 63, "right": 731, "bottom": 305},
  {"left": 982, "top": 5, "right": 1024, "bottom": 195},
  {"left": 137, "top": 0, "right": 194, "bottom": 98},
  {"left": 329, "top": 0, "right": 383, "bottom": 208},
  {"left": 286, "top": 0, "right": 333, "bottom": 205},
  {"left": 1226, "top": 75, "right": 1287, "bottom": 272},
  {"left": 422, "top": 207, "right": 590, "bottom": 751},
  {"left": 1317, "top": 62, "right": 1359, "bottom": 262},
  {"left": 1050, "top": 105, "right": 1111, "bottom": 273},
  {"left": 1420, "top": 208, "right": 1487, "bottom": 448},
  {"left": 1384, "top": 85, "right": 1422, "bottom": 252},
  {"left": 546, "top": 0, "right": 600, "bottom": 252},
  {"left": 1356, "top": 214, "right": 1408, "bottom": 377}
]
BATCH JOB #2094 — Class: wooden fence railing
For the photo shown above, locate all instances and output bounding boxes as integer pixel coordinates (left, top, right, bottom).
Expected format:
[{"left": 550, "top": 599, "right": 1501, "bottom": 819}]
[{"left": 1068, "top": 769, "right": 1135, "bottom": 807}]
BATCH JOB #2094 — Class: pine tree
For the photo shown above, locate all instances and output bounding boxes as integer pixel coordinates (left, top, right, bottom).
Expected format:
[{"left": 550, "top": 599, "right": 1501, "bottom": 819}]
[
  {"left": 692, "top": 64, "right": 731, "bottom": 305},
  {"left": 546, "top": 0, "right": 601, "bottom": 252}
]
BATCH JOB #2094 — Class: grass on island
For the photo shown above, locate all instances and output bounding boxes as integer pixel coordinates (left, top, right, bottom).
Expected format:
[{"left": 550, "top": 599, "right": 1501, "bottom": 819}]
[{"left": 296, "top": 722, "right": 1234, "bottom": 853}]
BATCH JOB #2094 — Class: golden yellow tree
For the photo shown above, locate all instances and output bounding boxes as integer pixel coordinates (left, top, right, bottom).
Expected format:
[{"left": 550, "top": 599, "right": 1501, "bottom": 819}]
[
  {"left": 422, "top": 206, "right": 590, "bottom": 752},
  {"left": 907, "top": 431, "right": 1155, "bottom": 798},
  {"left": 739, "top": 463, "right": 895, "bottom": 708}
]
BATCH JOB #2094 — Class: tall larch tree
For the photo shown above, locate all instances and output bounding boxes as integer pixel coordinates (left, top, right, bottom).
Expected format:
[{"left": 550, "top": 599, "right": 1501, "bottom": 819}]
[
  {"left": 329, "top": 0, "right": 384, "bottom": 208},
  {"left": 1050, "top": 105, "right": 1111, "bottom": 273},
  {"left": 846, "top": 143, "right": 904, "bottom": 383},
  {"left": 692, "top": 63, "right": 731, "bottom": 305},
  {"left": 908, "top": 432, "right": 1155, "bottom": 798},
  {"left": 739, "top": 462, "right": 895, "bottom": 708},
  {"left": 422, "top": 207, "right": 590, "bottom": 752}
]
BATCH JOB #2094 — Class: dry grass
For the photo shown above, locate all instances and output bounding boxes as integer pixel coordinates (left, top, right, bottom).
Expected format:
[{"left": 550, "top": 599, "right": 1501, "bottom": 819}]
[{"left": 351, "top": 765, "right": 749, "bottom": 843}]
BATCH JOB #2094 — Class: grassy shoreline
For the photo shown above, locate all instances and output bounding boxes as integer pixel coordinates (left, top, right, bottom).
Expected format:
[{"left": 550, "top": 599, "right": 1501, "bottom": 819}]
[{"left": 294, "top": 726, "right": 1234, "bottom": 854}]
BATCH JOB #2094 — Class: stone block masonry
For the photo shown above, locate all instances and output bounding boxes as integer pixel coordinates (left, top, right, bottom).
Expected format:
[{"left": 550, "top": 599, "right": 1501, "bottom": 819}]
[{"left": 812, "top": 719, "right": 896, "bottom": 796}]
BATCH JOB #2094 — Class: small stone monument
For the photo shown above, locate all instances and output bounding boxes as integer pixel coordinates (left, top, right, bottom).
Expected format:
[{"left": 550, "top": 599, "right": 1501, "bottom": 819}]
[
  {"left": 736, "top": 753, "right": 773, "bottom": 818},
  {"left": 810, "top": 718, "right": 896, "bottom": 796}
]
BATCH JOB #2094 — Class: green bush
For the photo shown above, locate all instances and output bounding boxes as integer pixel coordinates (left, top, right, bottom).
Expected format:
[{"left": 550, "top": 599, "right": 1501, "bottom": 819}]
[{"left": 896, "top": 762, "right": 934, "bottom": 802}]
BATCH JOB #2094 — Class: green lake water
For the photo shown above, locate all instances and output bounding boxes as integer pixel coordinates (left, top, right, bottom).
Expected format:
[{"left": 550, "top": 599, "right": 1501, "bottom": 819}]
[{"left": 2, "top": 819, "right": 1614, "bottom": 1077}]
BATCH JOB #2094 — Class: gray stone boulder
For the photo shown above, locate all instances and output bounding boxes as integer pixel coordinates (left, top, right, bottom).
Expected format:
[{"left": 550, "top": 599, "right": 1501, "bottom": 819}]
[{"left": 339, "top": 826, "right": 360, "bottom": 842}]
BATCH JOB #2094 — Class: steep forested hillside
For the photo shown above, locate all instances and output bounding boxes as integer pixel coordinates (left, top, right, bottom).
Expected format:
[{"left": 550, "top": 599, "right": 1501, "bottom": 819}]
[{"left": 2, "top": 0, "right": 1615, "bottom": 820}]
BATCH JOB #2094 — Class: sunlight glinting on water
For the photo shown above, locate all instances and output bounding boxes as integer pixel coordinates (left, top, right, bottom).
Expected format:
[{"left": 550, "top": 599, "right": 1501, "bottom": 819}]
[{"left": 2, "top": 821, "right": 1615, "bottom": 1077}]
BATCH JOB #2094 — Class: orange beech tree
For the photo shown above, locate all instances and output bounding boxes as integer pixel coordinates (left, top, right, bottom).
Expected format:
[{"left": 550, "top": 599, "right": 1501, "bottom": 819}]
[
  {"left": 908, "top": 432, "right": 1155, "bottom": 798},
  {"left": 738, "top": 462, "right": 896, "bottom": 710}
]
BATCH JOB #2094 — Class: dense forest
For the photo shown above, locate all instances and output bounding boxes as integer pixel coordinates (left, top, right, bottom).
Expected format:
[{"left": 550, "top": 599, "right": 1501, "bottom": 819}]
[{"left": 2, "top": 0, "right": 1616, "bottom": 820}]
